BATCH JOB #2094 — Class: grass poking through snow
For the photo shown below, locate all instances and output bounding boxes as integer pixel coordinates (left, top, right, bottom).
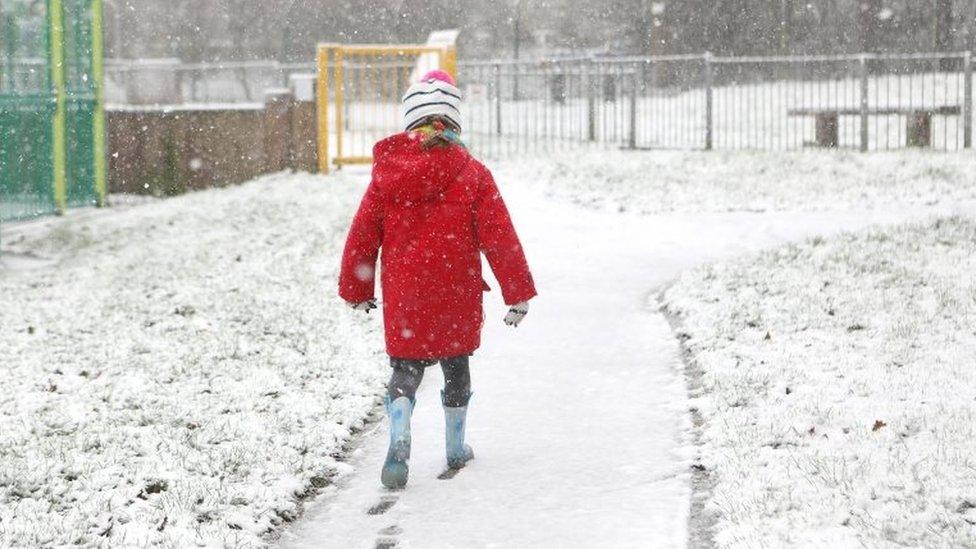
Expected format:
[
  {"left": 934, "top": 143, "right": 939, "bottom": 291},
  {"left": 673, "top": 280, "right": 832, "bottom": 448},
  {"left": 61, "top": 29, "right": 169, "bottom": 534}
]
[{"left": 663, "top": 216, "right": 976, "bottom": 547}]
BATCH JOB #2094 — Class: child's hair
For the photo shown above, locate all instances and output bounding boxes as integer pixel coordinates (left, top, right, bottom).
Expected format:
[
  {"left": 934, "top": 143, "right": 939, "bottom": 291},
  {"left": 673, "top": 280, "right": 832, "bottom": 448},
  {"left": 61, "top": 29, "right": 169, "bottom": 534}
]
[{"left": 415, "top": 116, "right": 464, "bottom": 150}]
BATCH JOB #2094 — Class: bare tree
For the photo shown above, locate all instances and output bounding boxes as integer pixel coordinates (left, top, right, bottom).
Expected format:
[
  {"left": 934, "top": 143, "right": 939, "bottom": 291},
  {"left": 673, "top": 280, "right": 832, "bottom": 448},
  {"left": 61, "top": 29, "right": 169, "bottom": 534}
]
[
  {"left": 935, "top": 0, "right": 954, "bottom": 70},
  {"left": 108, "top": 0, "right": 972, "bottom": 62},
  {"left": 858, "top": 0, "right": 883, "bottom": 52}
]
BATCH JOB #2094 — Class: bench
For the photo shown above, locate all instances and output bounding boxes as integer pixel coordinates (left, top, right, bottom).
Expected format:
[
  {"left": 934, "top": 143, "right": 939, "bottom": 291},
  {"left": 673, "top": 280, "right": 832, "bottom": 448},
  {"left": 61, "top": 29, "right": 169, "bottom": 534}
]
[{"left": 787, "top": 106, "right": 962, "bottom": 148}]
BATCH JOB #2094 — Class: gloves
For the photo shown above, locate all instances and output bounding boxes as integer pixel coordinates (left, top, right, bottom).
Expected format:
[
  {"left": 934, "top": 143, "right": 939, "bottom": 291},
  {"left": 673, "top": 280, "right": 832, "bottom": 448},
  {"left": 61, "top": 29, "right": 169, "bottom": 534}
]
[
  {"left": 504, "top": 301, "right": 530, "bottom": 327},
  {"left": 347, "top": 298, "right": 378, "bottom": 314}
]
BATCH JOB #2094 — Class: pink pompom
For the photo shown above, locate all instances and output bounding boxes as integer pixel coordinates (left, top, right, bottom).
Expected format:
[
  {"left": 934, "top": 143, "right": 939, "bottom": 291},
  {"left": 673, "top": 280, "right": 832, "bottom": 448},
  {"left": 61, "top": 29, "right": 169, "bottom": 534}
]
[{"left": 421, "top": 70, "right": 456, "bottom": 86}]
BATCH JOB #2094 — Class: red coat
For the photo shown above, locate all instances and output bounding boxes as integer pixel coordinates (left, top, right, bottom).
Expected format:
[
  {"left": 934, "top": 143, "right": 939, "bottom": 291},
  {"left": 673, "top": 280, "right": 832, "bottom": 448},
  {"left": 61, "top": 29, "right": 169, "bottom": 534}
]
[{"left": 339, "top": 132, "right": 537, "bottom": 359}]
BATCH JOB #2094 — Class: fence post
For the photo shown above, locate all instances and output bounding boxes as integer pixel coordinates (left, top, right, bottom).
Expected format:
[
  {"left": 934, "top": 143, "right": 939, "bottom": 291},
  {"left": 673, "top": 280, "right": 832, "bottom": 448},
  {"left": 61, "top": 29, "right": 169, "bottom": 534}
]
[
  {"left": 264, "top": 90, "right": 293, "bottom": 173},
  {"left": 965, "top": 51, "right": 973, "bottom": 149},
  {"left": 704, "top": 52, "right": 714, "bottom": 151},
  {"left": 628, "top": 70, "right": 638, "bottom": 149},
  {"left": 859, "top": 54, "right": 869, "bottom": 152},
  {"left": 316, "top": 45, "right": 330, "bottom": 174},
  {"left": 91, "top": 0, "right": 108, "bottom": 206},
  {"left": 587, "top": 60, "right": 596, "bottom": 142},
  {"left": 50, "top": 0, "right": 68, "bottom": 214},
  {"left": 494, "top": 63, "right": 502, "bottom": 136}
]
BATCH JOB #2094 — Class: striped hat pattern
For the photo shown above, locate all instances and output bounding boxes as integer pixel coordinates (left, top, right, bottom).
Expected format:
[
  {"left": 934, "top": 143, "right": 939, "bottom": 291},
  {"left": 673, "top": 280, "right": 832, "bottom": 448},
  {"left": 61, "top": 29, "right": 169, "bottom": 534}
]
[{"left": 402, "top": 70, "right": 463, "bottom": 133}]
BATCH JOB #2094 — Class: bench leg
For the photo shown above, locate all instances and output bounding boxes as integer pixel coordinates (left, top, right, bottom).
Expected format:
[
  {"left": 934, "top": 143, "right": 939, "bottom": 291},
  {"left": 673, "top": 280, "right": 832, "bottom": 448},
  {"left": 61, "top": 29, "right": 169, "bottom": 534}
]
[
  {"left": 907, "top": 113, "right": 931, "bottom": 147},
  {"left": 815, "top": 113, "right": 839, "bottom": 148}
]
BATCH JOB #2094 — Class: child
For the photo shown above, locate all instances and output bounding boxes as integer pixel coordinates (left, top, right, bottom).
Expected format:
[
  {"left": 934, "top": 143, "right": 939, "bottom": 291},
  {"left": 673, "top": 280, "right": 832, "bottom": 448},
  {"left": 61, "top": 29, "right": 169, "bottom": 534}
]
[{"left": 339, "top": 70, "right": 537, "bottom": 489}]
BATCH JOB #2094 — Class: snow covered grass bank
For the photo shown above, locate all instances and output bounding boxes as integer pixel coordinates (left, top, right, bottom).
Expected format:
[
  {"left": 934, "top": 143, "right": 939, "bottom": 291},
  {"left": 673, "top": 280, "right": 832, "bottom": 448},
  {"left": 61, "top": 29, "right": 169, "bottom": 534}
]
[
  {"left": 662, "top": 216, "right": 976, "bottom": 547},
  {"left": 0, "top": 172, "right": 387, "bottom": 547},
  {"left": 495, "top": 148, "right": 976, "bottom": 214}
]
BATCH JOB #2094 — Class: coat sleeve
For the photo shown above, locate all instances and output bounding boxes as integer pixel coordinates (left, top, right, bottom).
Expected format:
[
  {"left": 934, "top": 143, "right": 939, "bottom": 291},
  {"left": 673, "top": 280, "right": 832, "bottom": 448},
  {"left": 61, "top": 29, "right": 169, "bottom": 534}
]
[
  {"left": 473, "top": 168, "right": 538, "bottom": 306},
  {"left": 338, "top": 179, "right": 384, "bottom": 303}
]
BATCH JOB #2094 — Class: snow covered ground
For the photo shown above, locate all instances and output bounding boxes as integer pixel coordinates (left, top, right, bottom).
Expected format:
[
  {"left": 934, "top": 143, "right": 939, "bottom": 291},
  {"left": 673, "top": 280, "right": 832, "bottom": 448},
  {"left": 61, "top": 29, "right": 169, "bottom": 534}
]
[
  {"left": 662, "top": 217, "right": 976, "bottom": 547},
  {"left": 279, "top": 152, "right": 968, "bottom": 548},
  {"left": 497, "top": 148, "right": 976, "bottom": 215},
  {"left": 1, "top": 150, "right": 971, "bottom": 547},
  {"left": 0, "top": 172, "right": 388, "bottom": 547}
]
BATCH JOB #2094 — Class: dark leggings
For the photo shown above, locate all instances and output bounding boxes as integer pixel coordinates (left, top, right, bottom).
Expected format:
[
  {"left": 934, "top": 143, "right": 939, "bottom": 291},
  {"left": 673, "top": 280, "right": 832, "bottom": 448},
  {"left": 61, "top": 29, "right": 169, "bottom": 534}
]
[{"left": 388, "top": 355, "right": 471, "bottom": 407}]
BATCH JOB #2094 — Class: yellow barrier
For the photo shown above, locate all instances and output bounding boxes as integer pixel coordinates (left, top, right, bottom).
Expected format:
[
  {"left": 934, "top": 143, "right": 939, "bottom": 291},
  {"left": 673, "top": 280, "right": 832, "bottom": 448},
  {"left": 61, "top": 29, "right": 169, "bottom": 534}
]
[{"left": 316, "top": 44, "right": 458, "bottom": 173}]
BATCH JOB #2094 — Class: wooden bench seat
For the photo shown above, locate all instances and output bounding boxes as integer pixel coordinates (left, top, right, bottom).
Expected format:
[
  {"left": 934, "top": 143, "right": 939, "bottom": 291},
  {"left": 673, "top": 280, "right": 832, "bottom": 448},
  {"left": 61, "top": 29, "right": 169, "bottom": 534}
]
[{"left": 787, "top": 106, "right": 962, "bottom": 148}]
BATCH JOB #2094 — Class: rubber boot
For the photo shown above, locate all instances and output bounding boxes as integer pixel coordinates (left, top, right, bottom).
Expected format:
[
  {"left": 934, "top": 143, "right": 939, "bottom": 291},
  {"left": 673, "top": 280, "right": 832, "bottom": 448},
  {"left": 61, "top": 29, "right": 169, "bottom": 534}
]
[
  {"left": 381, "top": 396, "right": 414, "bottom": 489},
  {"left": 443, "top": 391, "right": 475, "bottom": 470}
]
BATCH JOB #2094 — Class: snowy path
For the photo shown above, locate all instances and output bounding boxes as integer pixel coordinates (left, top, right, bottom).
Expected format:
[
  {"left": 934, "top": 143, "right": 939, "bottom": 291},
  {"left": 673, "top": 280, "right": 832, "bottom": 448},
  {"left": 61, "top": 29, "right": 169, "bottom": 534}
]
[{"left": 281, "top": 171, "right": 955, "bottom": 549}]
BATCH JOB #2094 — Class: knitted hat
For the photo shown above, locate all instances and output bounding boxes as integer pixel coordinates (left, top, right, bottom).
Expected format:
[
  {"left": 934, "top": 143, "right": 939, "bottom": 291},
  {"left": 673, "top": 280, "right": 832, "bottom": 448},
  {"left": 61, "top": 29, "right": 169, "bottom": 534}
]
[{"left": 402, "top": 70, "right": 463, "bottom": 133}]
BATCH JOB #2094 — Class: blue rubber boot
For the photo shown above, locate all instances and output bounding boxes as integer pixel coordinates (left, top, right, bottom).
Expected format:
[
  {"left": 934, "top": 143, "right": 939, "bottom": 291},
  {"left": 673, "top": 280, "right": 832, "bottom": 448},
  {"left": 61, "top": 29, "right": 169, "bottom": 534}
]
[
  {"left": 443, "top": 391, "right": 475, "bottom": 470},
  {"left": 381, "top": 396, "right": 414, "bottom": 489}
]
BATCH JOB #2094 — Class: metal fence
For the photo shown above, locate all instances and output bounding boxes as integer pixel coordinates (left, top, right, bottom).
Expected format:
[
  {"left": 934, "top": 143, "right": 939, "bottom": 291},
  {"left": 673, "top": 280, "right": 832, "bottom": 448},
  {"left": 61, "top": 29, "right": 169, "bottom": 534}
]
[
  {"left": 105, "top": 60, "right": 314, "bottom": 105},
  {"left": 314, "top": 44, "right": 459, "bottom": 172},
  {"left": 101, "top": 52, "right": 973, "bottom": 156},
  {"left": 460, "top": 52, "right": 974, "bottom": 156}
]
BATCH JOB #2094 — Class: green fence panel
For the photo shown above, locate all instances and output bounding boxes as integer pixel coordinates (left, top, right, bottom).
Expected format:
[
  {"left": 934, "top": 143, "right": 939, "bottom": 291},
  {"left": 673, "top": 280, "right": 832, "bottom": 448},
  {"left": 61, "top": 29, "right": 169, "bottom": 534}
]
[
  {"left": 63, "top": 0, "right": 97, "bottom": 208},
  {"left": 65, "top": 97, "right": 95, "bottom": 207},
  {"left": 0, "top": 0, "right": 56, "bottom": 222},
  {"left": 0, "top": 0, "right": 102, "bottom": 223},
  {"left": 0, "top": 95, "right": 57, "bottom": 221}
]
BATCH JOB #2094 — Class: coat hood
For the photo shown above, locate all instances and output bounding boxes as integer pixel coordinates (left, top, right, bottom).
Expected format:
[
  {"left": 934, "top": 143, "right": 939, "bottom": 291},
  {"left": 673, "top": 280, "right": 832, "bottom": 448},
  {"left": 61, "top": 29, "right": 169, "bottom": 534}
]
[{"left": 372, "top": 132, "right": 471, "bottom": 205}]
